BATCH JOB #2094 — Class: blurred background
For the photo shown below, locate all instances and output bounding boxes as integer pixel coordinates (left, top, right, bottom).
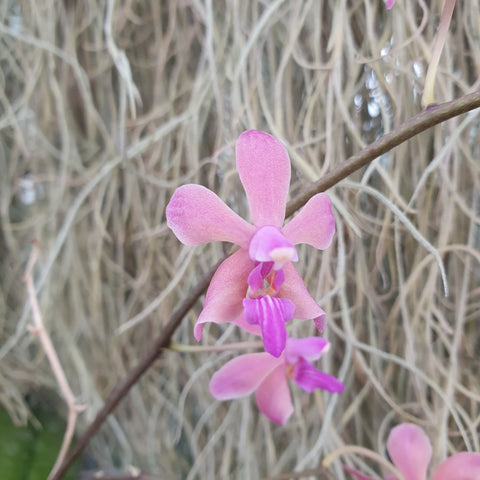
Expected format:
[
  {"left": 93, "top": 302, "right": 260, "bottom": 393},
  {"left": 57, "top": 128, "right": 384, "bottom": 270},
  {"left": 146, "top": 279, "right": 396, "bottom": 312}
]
[{"left": 1, "top": 1, "right": 479, "bottom": 478}]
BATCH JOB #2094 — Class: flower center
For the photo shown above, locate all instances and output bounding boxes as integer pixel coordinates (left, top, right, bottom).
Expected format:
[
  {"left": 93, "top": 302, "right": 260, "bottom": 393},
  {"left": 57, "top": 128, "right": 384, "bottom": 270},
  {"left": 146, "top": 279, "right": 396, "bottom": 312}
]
[
  {"left": 242, "top": 261, "right": 295, "bottom": 357},
  {"left": 249, "top": 267, "right": 280, "bottom": 298},
  {"left": 248, "top": 226, "right": 298, "bottom": 270}
]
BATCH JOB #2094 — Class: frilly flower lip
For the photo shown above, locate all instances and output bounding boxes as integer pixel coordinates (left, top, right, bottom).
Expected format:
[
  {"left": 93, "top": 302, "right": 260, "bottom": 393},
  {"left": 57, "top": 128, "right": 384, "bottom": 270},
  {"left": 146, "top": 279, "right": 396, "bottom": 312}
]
[
  {"left": 166, "top": 130, "right": 335, "bottom": 356},
  {"left": 209, "top": 336, "right": 344, "bottom": 425},
  {"left": 345, "top": 423, "right": 480, "bottom": 480}
]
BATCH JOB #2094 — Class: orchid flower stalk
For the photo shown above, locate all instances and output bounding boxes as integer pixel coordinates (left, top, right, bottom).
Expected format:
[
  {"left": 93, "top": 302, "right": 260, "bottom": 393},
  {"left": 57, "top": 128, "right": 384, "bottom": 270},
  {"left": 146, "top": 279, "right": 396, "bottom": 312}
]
[
  {"left": 345, "top": 423, "right": 480, "bottom": 480},
  {"left": 166, "top": 130, "right": 335, "bottom": 357}
]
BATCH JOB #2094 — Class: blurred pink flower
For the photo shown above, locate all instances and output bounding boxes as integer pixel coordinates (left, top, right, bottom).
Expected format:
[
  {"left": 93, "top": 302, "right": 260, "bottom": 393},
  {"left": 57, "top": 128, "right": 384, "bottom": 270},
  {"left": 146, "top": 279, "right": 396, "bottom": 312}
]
[
  {"left": 209, "top": 336, "right": 344, "bottom": 425},
  {"left": 385, "top": 0, "right": 395, "bottom": 9},
  {"left": 166, "top": 130, "right": 335, "bottom": 357},
  {"left": 346, "top": 423, "right": 480, "bottom": 480}
]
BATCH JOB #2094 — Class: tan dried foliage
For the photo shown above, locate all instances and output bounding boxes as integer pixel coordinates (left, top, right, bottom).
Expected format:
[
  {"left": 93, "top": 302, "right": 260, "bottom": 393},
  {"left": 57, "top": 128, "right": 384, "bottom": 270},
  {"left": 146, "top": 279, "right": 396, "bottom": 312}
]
[{"left": 0, "top": 1, "right": 479, "bottom": 478}]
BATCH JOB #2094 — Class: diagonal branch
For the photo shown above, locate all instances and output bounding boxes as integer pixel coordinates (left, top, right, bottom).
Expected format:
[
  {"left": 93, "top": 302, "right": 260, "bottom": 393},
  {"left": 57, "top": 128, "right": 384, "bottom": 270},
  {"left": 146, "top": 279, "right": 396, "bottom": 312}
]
[
  {"left": 52, "top": 89, "right": 480, "bottom": 479},
  {"left": 286, "top": 89, "right": 480, "bottom": 216},
  {"left": 51, "top": 260, "right": 222, "bottom": 479}
]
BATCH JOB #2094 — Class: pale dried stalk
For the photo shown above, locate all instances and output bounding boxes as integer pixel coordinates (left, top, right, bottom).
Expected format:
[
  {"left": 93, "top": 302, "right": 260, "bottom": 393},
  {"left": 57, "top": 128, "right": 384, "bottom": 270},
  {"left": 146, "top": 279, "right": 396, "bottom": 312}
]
[
  {"left": 23, "top": 241, "right": 85, "bottom": 480},
  {"left": 322, "top": 445, "right": 406, "bottom": 480}
]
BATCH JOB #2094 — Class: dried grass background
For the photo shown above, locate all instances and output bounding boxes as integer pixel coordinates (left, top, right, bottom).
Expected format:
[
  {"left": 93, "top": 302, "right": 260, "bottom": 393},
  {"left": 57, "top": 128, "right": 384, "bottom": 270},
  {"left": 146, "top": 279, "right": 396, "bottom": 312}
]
[{"left": 1, "top": 1, "right": 480, "bottom": 479}]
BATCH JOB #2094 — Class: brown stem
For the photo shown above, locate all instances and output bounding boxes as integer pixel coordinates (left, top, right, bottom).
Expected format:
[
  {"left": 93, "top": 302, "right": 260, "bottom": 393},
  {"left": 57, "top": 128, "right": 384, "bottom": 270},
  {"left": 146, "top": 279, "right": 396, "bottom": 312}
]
[
  {"left": 52, "top": 89, "right": 480, "bottom": 479},
  {"left": 51, "top": 259, "right": 222, "bottom": 479},
  {"left": 286, "top": 89, "right": 480, "bottom": 216}
]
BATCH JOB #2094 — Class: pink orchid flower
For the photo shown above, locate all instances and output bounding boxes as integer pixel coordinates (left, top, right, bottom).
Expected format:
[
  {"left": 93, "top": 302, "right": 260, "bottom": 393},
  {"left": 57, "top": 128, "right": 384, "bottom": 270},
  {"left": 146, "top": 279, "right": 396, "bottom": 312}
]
[
  {"left": 346, "top": 423, "right": 480, "bottom": 480},
  {"left": 166, "top": 130, "right": 335, "bottom": 357},
  {"left": 209, "top": 336, "right": 344, "bottom": 425}
]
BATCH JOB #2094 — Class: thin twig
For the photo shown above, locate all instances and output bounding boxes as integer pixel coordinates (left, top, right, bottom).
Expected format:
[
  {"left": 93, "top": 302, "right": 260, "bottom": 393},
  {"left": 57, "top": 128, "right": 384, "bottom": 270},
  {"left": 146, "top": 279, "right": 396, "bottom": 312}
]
[
  {"left": 23, "top": 241, "right": 85, "bottom": 480},
  {"left": 261, "top": 467, "right": 335, "bottom": 480},
  {"left": 322, "top": 445, "right": 405, "bottom": 480},
  {"left": 285, "top": 89, "right": 480, "bottom": 216},
  {"left": 52, "top": 89, "right": 480, "bottom": 479}
]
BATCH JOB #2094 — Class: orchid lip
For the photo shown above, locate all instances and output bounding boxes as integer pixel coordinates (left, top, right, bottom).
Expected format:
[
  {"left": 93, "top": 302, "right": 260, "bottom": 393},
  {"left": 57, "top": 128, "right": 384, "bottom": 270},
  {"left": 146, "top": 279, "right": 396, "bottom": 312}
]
[{"left": 243, "top": 296, "right": 295, "bottom": 357}]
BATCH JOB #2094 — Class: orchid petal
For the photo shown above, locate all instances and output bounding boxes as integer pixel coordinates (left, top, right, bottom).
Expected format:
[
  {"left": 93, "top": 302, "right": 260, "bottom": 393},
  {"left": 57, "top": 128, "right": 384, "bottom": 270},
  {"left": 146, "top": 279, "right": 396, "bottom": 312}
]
[
  {"left": 260, "top": 261, "right": 275, "bottom": 276},
  {"left": 249, "top": 226, "right": 298, "bottom": 268},
  {"left": 194, "top": 250, "right": 254, "bottom": 341},
  {"left": 232, "top": 313, "right": 262, "bottom": 336},
  {"left": 243, "top": 296, "right": 295, "bottom": 357},
  {"left": 166, "top": 184, "right": 254, "bottom": 248},
  {"left": 285, "top": 337, "right": 330, "bottom": 364},
  {"left": 236, "top": 130, "right": 291, "bottom": 227},
  {"left": 247, "top": 263, "right": 265, "bottom": 293},
  {"left": 313, "top": 314, "right": 327, "bottom": 332},
  {"left": 431, "top": 452, "right": 480, "bottom": 480},
  {"left": 293, "top": 358, "right": 345, "bottom": 393},
  {"left": 387, "top": 424, "right": 432, "bottom": 480},
  {"left": 210, "top": 352, "right": 281, "bottom": 400},
  {"left": 255, "top": 364, "right": 293, "bottom": 425},
  {"left": 283, "top": 193, "right": 335, "bottom": 250},
  {"left": 278, "top": 263, "right": 326, "bottom": 327}
]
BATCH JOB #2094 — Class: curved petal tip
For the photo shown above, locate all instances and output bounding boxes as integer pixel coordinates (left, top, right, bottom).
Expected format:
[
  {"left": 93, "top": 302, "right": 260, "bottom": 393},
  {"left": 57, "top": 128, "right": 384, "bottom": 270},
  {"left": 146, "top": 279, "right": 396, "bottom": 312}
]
[
  {"left": 431, "top": 452, "right": 480, "bottom": 480},
  {"left": 283, "top": 193, "right": 335, "bottom": 250},
  {"left": 236, "top": 130, "right": 291, "bottom": 227},
  {"left": 387, "top": 423, "right": 432, "bottom": 480}
]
